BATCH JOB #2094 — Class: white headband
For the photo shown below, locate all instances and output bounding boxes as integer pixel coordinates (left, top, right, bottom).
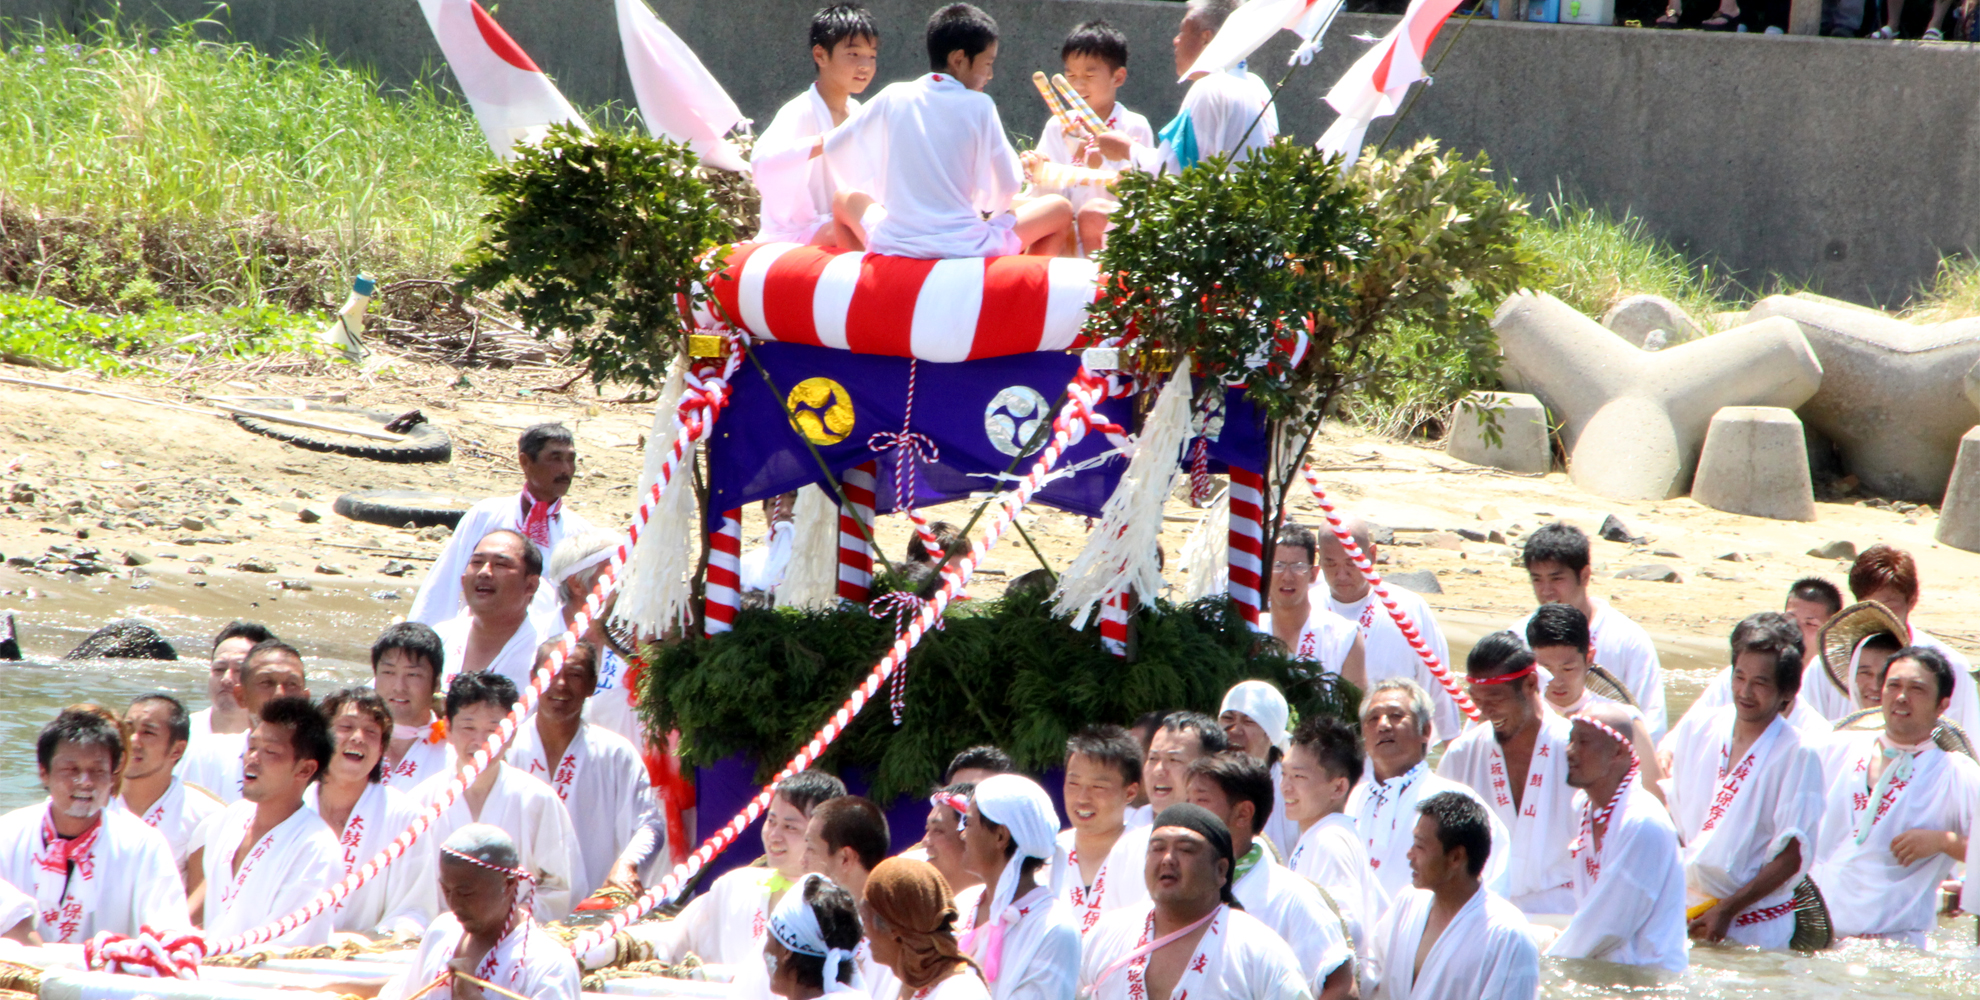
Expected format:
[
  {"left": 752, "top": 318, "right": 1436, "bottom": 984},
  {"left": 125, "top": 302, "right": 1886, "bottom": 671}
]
[
  {"left": 768, "top": 873, "right": 861, "bottom": 994},
  {"left": 1220, "top": 680, "right": 1290, "bottom": 752}
]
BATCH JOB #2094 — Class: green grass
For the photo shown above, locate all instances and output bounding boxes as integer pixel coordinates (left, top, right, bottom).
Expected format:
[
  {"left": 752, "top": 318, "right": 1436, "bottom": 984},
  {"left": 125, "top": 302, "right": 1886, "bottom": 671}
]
[
  {"left": 0, "top": 291, "right": 323, "bottom": 374},
  {"left": 1522, "top": 190, "right": 1741, "bottom": 332}
]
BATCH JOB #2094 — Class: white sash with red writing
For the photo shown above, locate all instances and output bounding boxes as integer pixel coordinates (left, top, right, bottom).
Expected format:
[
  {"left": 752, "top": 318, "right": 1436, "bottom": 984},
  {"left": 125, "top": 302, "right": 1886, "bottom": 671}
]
[{"left": 29, "top": 807, "right": 102, "bottom": 942}]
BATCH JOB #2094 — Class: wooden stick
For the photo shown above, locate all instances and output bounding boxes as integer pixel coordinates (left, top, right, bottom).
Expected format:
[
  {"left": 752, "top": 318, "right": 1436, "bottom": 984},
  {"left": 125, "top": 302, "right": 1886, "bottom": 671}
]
[
  {"left": 208, "top": 403, "right": 405, "bottom": 442},
  {"left": 454, "top": 972, "right": 535, "bottom": 1000},
  {"left": 0, "top": 373, "right": 226, "bottom": 417}
]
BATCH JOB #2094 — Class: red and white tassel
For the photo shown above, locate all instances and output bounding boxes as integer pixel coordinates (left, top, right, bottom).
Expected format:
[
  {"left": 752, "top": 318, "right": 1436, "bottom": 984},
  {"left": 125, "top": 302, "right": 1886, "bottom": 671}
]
[
  {"left": 1226, "top": 466, "right": 1265, "bottom": 628},
  {"left": 1099, "top": 592, "right": 1131, "bottom": 657},
  {"left": 838, "top": 462, "right": 878, "bottom": 603},
  {"left": 705, "top": 509, "right": 742, "bottom": 635}
]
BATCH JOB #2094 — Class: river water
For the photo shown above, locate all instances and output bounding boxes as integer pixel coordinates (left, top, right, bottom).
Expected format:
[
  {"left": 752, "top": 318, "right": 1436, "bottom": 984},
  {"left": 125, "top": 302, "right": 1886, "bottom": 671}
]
[{"left": 1, "top": 599, "right": 1975, "bottom": 995}]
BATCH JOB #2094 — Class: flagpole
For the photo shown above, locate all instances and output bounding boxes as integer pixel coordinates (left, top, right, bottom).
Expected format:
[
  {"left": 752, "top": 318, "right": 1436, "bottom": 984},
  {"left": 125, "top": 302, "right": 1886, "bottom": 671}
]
[
  {"left": 1372, "top": 2, "right": 1485, "bottom": 155},
  {"left": 1229, "top": 19, "right": 1335, "bottom": 159}
]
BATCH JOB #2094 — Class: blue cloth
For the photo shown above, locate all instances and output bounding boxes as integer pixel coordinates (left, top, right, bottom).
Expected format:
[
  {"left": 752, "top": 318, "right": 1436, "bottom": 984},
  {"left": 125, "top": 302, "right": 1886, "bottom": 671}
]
[{"left": 1157, "top": 109, "right": 1200, "bottom": 172}]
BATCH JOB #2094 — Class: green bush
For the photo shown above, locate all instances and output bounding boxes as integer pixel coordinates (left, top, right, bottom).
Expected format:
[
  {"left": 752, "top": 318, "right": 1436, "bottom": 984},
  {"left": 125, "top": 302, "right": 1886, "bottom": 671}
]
[{"left": 0, "top": 291, "right": 321, "bottom": 373}]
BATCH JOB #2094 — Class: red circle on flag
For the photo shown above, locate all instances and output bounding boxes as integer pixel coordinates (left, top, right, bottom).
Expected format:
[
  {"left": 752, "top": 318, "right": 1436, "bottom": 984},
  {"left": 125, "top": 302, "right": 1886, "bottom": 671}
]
[{"left": 471, "top": 1, "right": 542, "bottom": 73}]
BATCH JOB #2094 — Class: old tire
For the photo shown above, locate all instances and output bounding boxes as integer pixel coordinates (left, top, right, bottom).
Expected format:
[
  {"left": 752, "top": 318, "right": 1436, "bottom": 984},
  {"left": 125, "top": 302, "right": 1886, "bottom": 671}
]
[
  {"left": 333, "top": 490, "right": 477, "bottom": 529},
  {"left": 232, "top": 404, "right": 452, "bottom": 464}
]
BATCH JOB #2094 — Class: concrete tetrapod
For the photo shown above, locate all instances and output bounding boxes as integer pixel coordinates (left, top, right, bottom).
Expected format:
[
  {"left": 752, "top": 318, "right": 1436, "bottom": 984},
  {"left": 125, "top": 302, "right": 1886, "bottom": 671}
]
[
  {"left": 1446, "top": 391, "right": 1551, "bottom": 474},
  {"left": 1691, "top": 407, "right": 1818, "bottom": 522},
  {"left": 1935, "top": 426, "right": 1980, "bottom": 553},
  {"left": 1746, "top": 294, "right": 1980, "bottom": 501},
  {"left": 1495, "top": 292, "right": 1823, "bottom": 502}
]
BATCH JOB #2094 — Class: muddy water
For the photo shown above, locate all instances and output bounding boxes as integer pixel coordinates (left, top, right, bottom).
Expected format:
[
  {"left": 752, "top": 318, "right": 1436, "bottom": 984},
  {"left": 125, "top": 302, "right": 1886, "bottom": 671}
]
[{"left": 1, "top": 593, "right": 1975, "bottom": 992}]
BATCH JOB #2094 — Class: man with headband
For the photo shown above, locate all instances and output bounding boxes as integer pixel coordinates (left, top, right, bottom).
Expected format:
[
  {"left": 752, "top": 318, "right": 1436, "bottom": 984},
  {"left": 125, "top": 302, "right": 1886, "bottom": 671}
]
[
  {"left": 546, "top": 530, "right": 647, "bottom": 754},
  {"left": 1434, "top": 631, "right": 1579, "bottom": 917},
  {"left": 952, "top": 775, "right": 1079, "bottom": 1000},
  {"left": 378, "top": 824, "right": 580, "bottom": 1000},
  {"left": 1547, "top": 704, "right": 1686, "bottom": 975},
  {"left": 861, "top": 856, "right": 988, "bottom": 999},
  {"left": 1079, "top": 804, "right": 1310, "bottom": 1000},
  {"left": 766, "top": 873, "right": 866, "bottom": 999}
]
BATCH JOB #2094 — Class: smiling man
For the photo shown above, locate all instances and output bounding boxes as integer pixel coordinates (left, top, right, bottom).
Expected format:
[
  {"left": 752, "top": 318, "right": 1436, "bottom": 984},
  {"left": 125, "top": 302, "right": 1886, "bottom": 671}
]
[
  {"left": 1348, "top": 679, "right": 1508, "bottom": 901},
  {"left": 370, "top": 622, "right": 451, "bottom": 790},
  {"left": 434, "top": 529, "right": 557, "bottom": 691},
  {"left": 116, "top": 693, "right": 223, "bottom": 887},
  {"left": 199, "top": 696, "right": 341, "bottom": 947},
  {"left": 1057, "top": 725, "right": 1148, "bottom": 933},
  {"left": 179, "top": 638, "right": 309, "bottom": 803},
  {"left": 1143, "top": 711, "right": 1230, "bottom": 821},
  {"left": 1264, "top": 524, "right": 1366, "bottom": 689},
  {"left": 306, "top": 687, "right": 436, "bottom": 939}
]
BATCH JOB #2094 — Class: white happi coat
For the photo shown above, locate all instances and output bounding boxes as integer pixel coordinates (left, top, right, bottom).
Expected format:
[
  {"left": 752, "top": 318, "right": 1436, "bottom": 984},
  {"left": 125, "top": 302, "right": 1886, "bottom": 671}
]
[
  {"left": 414, "top": 763, "right": 581, "bottom": 922},
  {"left": 507, "top": 720, "right": 657, "bottom": 902},
  {"left": 1326, "top": 587, "right": 1462, "bottom": 743},
  {"left": 1515, "top": 598, "right": 1668, "bottom": 737},
  {"left": 177, "top": 730, "right": 246, "bottom": 803},
  {"left": 634, "top": 864, "right": 783, "bottom": 965},
  {"left": 407, "top": 494, "right": 592, "bottom": 627},
  {"left": 750, "top": 84, "right": 859, "bottom": 244},
  {"left": 954, "top": 883, "right": 1082, "bottom": 1000},
  {"left": 915, "top": 973, "right": 994, "bottom": 1000},
  {"left": 584, "top": 647, "right": 649, "bottom": 754},
  {"left": 1809, "top": 730, "right": 1980, "bottom": 946},
  {"left": 1287, "top": 813, "right": 1387, "bottom": 958},
  {"left": 1675, "top": 668, "right": 1836, "bottom": 736},
  {"left": 821, "top": 73, "right": 1026, "bottom": 259},
  {"left": 1347, "top": 761, "right": 1510, "bottom": 901},
  {"left": 1287, "top": 604, "right": 1359, "bottom": 678},
  {"left": 1363, "top": 886, "right": 1538, "bottom": 1000},
  {"left": 379, "top": 912, "right": 580, "bottom": 1000},
  {"left": 1231, "top": 852, "right": 1352, "bottom": 993},
  {"left": 434, "top": 608, "right": 561, "bottom": 692},
  {"left": 1034, "top": 102, "right": 1154, "bottom": 211},
  {"left": 0, "top": 802, "right": 188, "bottom": 942},
  {"left": 1662, "top": 707, "right": 1825, "bottom": 949},
  {"left": 116, "top": 776, "right": 224, "bottom": 876},
  {"left": 1078, "top": 903, "right": 1311, "bottom": 1000},
  {"left": 200, "top": 799, "right": 342, "bottom": 947},
  {"left": 0, "top": 878, "right": 29, "bottom": 935},
  {"left": 304, "top": 782, "right": 438, "bottom": 938},
  {"left": 385, "top": 725, "right": 454, "bottom": 792},
  {"left": 1435, "top": 713, "right": 1578, "bottom": 915},
  {"left": 1126, "top": 67, "right": 1277, "bottom": 175},
  {"left": 1549, "top": 782, "right": 1687, "bottom": 974},
  {"left": 1053, "top": 825, "right": 1150, "bottom": 934}
]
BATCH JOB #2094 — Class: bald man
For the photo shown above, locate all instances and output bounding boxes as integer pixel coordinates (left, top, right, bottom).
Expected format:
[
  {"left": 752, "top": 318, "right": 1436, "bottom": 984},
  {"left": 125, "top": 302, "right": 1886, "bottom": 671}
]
[
  {"left": 378, "top": 824, "right": 580, "bottom": 1000},
  {"left": 1316, "top": 517, "right": 1461, "bottom": 745}
]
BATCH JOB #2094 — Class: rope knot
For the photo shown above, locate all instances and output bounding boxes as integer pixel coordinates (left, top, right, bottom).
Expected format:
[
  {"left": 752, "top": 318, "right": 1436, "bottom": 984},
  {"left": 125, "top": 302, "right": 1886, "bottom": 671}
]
[
  {"left": 85, "top": 927, "right": 207, "bottom": 979},
  {"left": 869, "top": 592, "right": 942, "bottom": 725}
]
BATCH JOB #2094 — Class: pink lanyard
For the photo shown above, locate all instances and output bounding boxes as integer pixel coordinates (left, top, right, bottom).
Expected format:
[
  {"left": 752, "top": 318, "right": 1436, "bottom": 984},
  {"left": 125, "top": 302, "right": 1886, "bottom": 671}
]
[{"left": 1083, "top": 907, "right": 1220, "bottom": 997}]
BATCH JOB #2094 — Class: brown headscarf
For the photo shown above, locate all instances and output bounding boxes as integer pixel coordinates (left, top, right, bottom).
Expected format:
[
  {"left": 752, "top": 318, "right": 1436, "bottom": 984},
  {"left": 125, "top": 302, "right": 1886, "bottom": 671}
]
[{"left": 862, "top": 857, "right": 976, "bottom": 991}]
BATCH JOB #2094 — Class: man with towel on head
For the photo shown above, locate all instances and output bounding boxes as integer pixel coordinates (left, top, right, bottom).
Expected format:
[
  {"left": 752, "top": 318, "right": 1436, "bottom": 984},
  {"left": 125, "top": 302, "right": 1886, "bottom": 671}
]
[
  {"left": 765, "top": 873, "right": 868, "bottom": 999},
  {"left": 952, "top": 774, "right": 1080, "bottom": 1000},
  {"left": 1079, "top": 804, "right": 1311, "bottom": 1000},
  {"left": 378, "top": 824, "right": 581, "bottom": 1000},
  {"left": 546, "top": 531, "right": 647, "bottom": 754},
  {"left": 1217, "top": 680, "right": 1302, "bottom": 858},
  {"left": 862, "top": 856, "right": 990, "bottom": 1000}
]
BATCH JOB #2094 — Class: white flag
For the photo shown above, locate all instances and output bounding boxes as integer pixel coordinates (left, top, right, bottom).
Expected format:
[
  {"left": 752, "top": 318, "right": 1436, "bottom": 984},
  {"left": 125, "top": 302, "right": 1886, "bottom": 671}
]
[
  {"left": 615, "top": 0, "right": 747, "bottom": 172},
  {"left": 417, "top": 0, "right": 588, "bottom": 159},
  {"left": 1181, "top": 0, "right": 1347, "bottom": 82},
  {"left": 1315, "top": 0, "right": 1465, "bottom": 168}
]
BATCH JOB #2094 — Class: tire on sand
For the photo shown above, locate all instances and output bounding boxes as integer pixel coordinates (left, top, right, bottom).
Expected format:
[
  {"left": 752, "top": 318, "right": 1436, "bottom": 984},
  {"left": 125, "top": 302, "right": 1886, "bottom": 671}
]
[
  {"left": 333, "top": 490, "right": 478, "bottom": 530},
  {"left": 232, "top": 404, "right": 452, "bottom": 464}
]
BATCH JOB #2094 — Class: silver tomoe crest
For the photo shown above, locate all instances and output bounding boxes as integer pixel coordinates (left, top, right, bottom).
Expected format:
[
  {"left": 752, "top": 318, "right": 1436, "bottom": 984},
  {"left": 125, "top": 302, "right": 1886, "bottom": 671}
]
[{"left": 985, "top": 386, "right": 1049, "bottom": 457}]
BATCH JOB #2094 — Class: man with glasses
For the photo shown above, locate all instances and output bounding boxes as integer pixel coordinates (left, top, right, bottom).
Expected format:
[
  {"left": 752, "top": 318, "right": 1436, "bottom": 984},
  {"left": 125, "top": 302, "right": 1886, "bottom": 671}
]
[
  {"left": 1267, "top": 524, "right": 1365, "bottom": 692},
  {"left": 1317, "top": 515, "right": 1460, "bottom": 746}
]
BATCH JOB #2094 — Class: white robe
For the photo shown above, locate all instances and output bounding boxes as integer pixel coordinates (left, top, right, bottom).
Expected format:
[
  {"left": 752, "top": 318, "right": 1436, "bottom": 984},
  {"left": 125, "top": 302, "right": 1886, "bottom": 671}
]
[
  {"left": 0, "top": 802, "right": 188, "bottom": 942},
  {"left": 751, "top": 84, "right": 860, "bottom": 244},
  {"left": 176, "top": 730, "right": 246, "bottom": 803},
  {"left": 1902, "top": 627, "right": 1980, "bottom": 735},
  {"left": 188, "top": 707, "right": 217, "bottom": 740},
  {"left": 0, "top": 878, "right": 30, "bottom": 936},
  {"left": 1514, "top": 598, "right": 1668, "bottom": 738},
  {"left": 1661, "top": 707, "right": 1825, "bottom": 949},
  {"left": 1258, "top": 760, "right": 1302, "bottom": 873},
  {"left": 1435, "top": 713, "right": 1578, "bottom": 915},
  {"left": 1675, "top": 668, "right": 1840, "bottom": 736},
  {"left": 1325, "top": 587, "right": 1462, "bottom": 744},
  {"left": 378, "top": 912, "right": 581, "bottom": 1000},
  {"left": 384, "top": 727, "right": 455, "bottom": 792},
  {"left": 631, "top": 864, "right": 781, "bottom": 965},
  {"left": 953, "top": 883, "right": 1081, "bottom": 1000},
  {"left": 1548, "top": 783, "right": 1687, "bottom": 975},
  {"left": 821, "top": 73, "right": 1025, "bottom": 259},
  {"left": 1363, "top": 886, "right": 1538, "bottom": 1000},
  {"left": 1287, "top": 814, "right": 1387, "bottom": 959},
  {"left": 1078, "top": 903, "right": 1311, "bottom": 1000},
  {"left": 1034, "top": 102, "right": 1154, "bottom": 212},
  {"left": 1287, "top": 604, "right": 1359, "bottom": 678},
  {"left": 1053, "top": 825, "right": 1150, "bottom": 934},
  {"left": 1127, "top": 67, "right": 1276, "bottom": 175},
  {"left": 434, "top": 608, "right": 562, "bottom": 692},
  {"left": 507, "top": 721, "right": 657, "bottom": 902},
  {"left": 413, "top": 763, "right": 583, "bottom": 922},
  {"left": 1346, "top": 761, "right": 1510, "bottom": 901},
  {"left": 116, "top": 776, "right": 224, "bottom": 877},
  {"left": 1809, "top": 731, "right": 1980, "bottom": 946},
  {"left": 199, "top": 799, "right": 342, "bottom": 947},
  {"left": 407, "top": 494, "right": 593, "bottom": 627},
  {"left": 913, "top": 973, "right": 993, "bottom": 1000},
  {"left": 304, "top": 782, "right": 439, "bottom": 938},
  {"left": 584, "top": 647, "right": 649, "bottom": 755},
  {"left": 1231, "top": 853, "right": 1352, "bottom": 994}
]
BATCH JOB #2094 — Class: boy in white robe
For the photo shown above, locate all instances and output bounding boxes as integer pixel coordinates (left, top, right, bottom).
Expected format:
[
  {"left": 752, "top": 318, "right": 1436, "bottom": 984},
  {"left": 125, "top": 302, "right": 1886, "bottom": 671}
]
[
  {"left": 1078, "top": 805, "right": 1310, "bottom": 1000},
  {"left": 409, "top": 424, "right": 592, "bottom": 626},
  {"left": 1513, "top": 522, "right": 1668, "bottom": 738},
  {"left": 1349, "top": 679, "right": 1510, "bottom": 901},
  {"left": 371, "top": 622, "right": 454, "bottom": 792},
  {"left": 1217, "top": 681, "right": 1303, "bottom": 859},
  {"left": 1548, "top": 705, "right": 1687, "bottom": 976},
  {"left": 750, "top": 3, "right": 877, "bottom": 245},
  {"left": 378, "top": 824, "right": 581, "bottom": 1000},
  {"left": 1056, "top": 726, "right": 1149, "bottom": 933},
  {"left": 1528, "top": 605, "right": 1667, "bottom": 789},
  {"left": 1844, "top": 544, "right": 1980, "bottom": 733},
  {"left": 179, "top": 638, "right": 309, "bottom": 804},
  {"left": 434, "top": 529, "right": 561, "bottom": 691},
  {"left": 953, "top": 775, "right": 1081, "bottom": 1000},
  {"left": 1186, "top": 754, "right": 1352, "bottom": 998},
  {"left": 1436, "top": 631, "right": 1579, "bottom": 916},
  {"left": 0, "top": 707, "right": 189, "bottom": 942},
  {"left": 414, "top": 670, "right": 582, "bottom": 923},
  {"left": 822, "top": 3, "right": 1072, "bottom": 258},
  {"left": 1264, "top": 524, "right": 1366, "bottom": 691},
  {"left": 1282, "top": 717, "right": 1385, "bottom": 960},
  {"left": 308, "top": 688, "right": 438, "bottom": 939},
  {"left": 199, "top": 696, "right": 342, "bottom": 948},
  {"left": 1024, "top": 20, "right": 1155, "bottom": 255},
  {"left": 507, "top": 640, "right": 657, "bottom": 902},
  {"left": 1660, "top": 614, "right": 1825, "bottom": 950},
  {"left": 1809, "top": 646, "right": 1980, "bottom": 946},
  {"left": 1362, "top": 791, "right": 1537, "bottom": 1000},
  {"left": 1090, "top": 0, "right": 1276, "bottom": 175},
  {"left": 117, "top": 693, "right": 224, "bottom": 885},
  {"left": 1315, "top": 516, "right": 1461, "bottom": 745}
]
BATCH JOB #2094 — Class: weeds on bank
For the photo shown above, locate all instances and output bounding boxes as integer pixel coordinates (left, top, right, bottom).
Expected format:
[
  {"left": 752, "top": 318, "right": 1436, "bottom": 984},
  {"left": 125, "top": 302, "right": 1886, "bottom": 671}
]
[
  {"left": 0, "top": 292, "right": 322, "bottom": 374},
  {"left": 1523, "top": 191, "right": 1739, "bottom": 331}
]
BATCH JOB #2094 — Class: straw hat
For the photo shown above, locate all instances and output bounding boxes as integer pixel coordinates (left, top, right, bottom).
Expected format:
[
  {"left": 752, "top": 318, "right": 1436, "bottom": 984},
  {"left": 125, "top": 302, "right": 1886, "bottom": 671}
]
[{"left": 1816, "top": 600, "right": 1907, "bottom": 700}]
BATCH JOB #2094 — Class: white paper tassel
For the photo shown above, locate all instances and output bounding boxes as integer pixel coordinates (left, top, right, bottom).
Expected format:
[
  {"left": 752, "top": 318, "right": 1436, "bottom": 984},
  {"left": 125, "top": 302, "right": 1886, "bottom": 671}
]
[
  {"left": 1053, "top": 359, "right": 1196, "bottom": 628},
  {"left": 1178, "top": 486, "right": 1230, "bottom": 602},
  {"left": 778, "top": 484, "right": 841, "bottom": 610},
  {"left": 614, "top": 358, "right": 699, "bottom": 636}
]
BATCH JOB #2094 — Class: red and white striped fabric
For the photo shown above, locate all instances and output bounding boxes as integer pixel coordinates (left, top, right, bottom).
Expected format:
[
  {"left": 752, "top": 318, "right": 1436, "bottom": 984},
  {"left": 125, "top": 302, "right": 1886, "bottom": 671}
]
[
  {"left": 705, "top": 509, "right": 742, "bottom": 634},
  {"left": 1315, "top": 0, "right": 1466, "bottom": 167},
  {"left": 838, "top": 463, "right": 878, "bottom": 604},
  {"left": 416, "top": 0, "right": 586, "bottom": 159},
  {"left": 1182, "top": 0, "right": 1344, "bottom": 80},
  {"left": 698, "top": 243, "right": 1100, "bottom": 362},
  {"left": 1226, "top": 467, "right": 1265, "bottom": 627},
  {"left": 1100, "top": 592, "right": 1131, "bottom": 657}
]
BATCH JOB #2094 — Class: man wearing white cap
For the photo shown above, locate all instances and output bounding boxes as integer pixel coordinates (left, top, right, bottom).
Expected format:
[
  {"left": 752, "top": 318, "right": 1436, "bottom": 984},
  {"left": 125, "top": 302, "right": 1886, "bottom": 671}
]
[
  {"left": 546, "top": 531, "right": 648, "bottom": 755},
  {"left": 377, "top": 823, "right": 581, "bottom": 1000},
  {"left": 955, "top": 774, "right": 1081, "bottom": 1000},
  {"left": 1218, "top": 680, "right": 1301, "bottom": 858},
  {"left": 765, "top": 873, "right": 868, "bottom": 999}
]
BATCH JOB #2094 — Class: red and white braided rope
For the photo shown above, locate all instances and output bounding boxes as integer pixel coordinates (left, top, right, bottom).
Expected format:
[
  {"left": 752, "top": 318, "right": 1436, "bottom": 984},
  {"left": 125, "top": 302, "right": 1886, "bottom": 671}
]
[
  {"left": 564, "top": 367, "right": 1123, "bottom": 959},
  {"left": 1568, "top": 713, "right": 1639, "bottom": 863},
  {"left": 84, "top": 927, "right": 206, "bottom": 979},
  {"left": 1298, "top": 462, "right": 1478, "bottom": 721}
]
